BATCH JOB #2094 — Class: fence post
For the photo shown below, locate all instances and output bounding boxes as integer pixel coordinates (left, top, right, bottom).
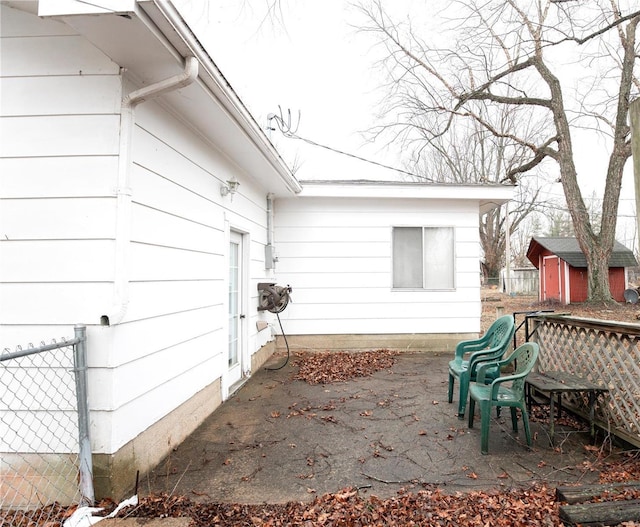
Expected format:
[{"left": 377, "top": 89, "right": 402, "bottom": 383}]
[{"left": 74, "top": 324, "right": 95, "bottom": 506}]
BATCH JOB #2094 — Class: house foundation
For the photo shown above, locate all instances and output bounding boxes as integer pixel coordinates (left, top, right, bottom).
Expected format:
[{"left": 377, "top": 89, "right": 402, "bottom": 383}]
[
  {"left": 93, "top": 377, "right": 222, "bottom": 500},
  {"left": 276, "top": 333, "right": 476, "bottom": 354}
]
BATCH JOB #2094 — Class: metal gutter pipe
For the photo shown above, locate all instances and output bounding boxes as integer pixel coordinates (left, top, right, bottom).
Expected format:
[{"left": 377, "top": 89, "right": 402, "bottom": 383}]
[{"left": 109, "top": 56, "right": 198, "bottom": 325}]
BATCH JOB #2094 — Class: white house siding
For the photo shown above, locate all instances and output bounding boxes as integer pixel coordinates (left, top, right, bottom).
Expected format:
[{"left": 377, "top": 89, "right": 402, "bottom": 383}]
[
  {"left": 1, "top": 4, "right": 278, "bottom": 464},
  {"left": 0, "top": 5, "right": 121, "bottom": 342},
  {"left": 274, "top": 196, "right": 482, "bottom": 341},
  {"left": 0, "top": 6, "right": 123, "bottom": 501},
  {"left": 93, "top": 98, "right": 277, "bottom": 454}
]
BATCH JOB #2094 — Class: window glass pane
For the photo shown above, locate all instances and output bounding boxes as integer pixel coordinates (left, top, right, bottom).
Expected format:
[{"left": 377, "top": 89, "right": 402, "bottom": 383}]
[
  {"left": 424, "top": 227, "right": 454, "bottom": 289},
  {"left": 228, "top": 241, "right": 239, "bottom": 366},
  {"left": 393, "top": 227, "right": 423, "bottom": 288}
]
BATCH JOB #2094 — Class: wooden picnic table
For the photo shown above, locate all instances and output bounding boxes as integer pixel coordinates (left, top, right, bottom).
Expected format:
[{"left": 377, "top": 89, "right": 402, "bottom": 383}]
[{"left": 525, "top": 371, "right": 608, "bottom": 444}]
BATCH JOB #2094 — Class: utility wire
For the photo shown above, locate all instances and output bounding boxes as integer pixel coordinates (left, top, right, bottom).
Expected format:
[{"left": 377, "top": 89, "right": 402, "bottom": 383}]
[
  {"left": 267, "top": 110, "right": 637, "bottom": 198},
  {"left": 286, "top": 133, "right": 436, "bottom": 183},
  {"left": 267, "top": 109, "right": 435, "bottom": 182}
]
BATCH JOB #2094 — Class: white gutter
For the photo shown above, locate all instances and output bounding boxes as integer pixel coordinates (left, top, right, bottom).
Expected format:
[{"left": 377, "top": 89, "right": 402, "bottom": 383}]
[
  {"left": 124, "top": 56, "right": 198, "bottom": 106},
  {"left": 109, "top": 56, "right": 198, "bottom": 325},
  {"left": 149, "top": 0, "right": 302, "bottom": 195}
]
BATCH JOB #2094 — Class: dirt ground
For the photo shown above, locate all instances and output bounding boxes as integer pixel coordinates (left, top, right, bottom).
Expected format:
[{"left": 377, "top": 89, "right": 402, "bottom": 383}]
[{"left": 481, "top": 288, "right": 640, "bottom": 334}]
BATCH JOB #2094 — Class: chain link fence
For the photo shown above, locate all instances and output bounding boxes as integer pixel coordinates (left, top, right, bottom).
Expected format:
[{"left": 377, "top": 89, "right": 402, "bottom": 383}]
[{"left": 1, "top": 325, "right": 93, "bottom": 525}]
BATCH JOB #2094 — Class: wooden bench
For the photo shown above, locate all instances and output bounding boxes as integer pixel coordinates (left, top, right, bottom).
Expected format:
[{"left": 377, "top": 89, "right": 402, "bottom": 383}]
[
  {"left": 557, "top": 482, "right": 640, "bottom": 526},
  {"left": 525, "top": 371, "right": 608, "bottom": 444}
]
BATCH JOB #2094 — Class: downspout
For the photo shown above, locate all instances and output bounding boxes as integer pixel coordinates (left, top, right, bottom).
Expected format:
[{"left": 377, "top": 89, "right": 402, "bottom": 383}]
[
  {"left": 108, "top": 56, "right": 198, "bottom": 325},
  {"left": 265, "top": 193, "right": 277, "bottom": 270}
]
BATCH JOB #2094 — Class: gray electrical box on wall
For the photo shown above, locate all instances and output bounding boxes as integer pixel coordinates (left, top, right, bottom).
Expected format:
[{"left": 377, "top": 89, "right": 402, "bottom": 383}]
[{"left": 265, "top": 244, "right": 278, "bottom": 269}]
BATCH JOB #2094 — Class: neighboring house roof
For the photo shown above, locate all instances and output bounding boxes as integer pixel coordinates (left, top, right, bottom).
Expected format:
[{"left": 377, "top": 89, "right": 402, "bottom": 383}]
[{"left": 526, "top": 236, "right": 638, "bottom": 268}]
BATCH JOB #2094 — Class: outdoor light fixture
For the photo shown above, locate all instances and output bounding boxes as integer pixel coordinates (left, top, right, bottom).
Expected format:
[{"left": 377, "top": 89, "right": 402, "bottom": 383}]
[{"left": 220, "top": 177, "right": 240, "bottom": 200}]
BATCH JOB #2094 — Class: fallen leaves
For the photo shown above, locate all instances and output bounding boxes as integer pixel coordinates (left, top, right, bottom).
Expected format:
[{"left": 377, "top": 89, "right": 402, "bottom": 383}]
[
  {"left": 293, "top": 349, "right": 399, "bottom": 385},
  {"left": 0, "top": 503, "right": 70, "bottom": 527},
  {"left": 20, "top": 487, "right": 560, "bottom": 526},
  {"left": 11, "top": 480, "right": 640, "bottom": 526},
  {"left": 599, "top": 451, "right": 640, "bottom": 483},
  {"left": 102, "top": 485, "right": 563, "bottom": 526}
]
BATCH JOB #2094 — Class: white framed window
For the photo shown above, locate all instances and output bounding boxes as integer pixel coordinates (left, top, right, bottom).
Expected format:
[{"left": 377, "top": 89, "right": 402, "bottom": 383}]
[{"left": 392, "top": 226, "right": 455, "bottom": 289}]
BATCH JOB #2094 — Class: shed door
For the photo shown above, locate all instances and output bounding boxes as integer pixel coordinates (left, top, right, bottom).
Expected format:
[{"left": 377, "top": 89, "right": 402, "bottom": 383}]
[{"left": 542, "top": 255, "right": 561, "bottom": 301}]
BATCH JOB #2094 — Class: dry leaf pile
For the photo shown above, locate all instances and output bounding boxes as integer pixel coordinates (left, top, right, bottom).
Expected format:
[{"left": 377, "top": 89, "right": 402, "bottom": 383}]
[
  {"left": 11, "top": 479, "right": 640, "bottom": 526},
  {"left": 1, "top": 502, "right": 69, "bottom": 527},
  {"left": 294, "top": 350, "right": 398, "bottom": 385},
  {"left": 599, "top": 451, "right": 640, "bottom": 484},
  {"left": 13, "top": 485, "right": 561, "bottom": 527},
  {"left": 129, "top": 486, "right": 564, "bottom": 526}
]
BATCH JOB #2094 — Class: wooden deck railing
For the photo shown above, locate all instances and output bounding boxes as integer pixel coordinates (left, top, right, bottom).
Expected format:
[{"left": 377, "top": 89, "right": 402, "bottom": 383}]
[{"left": 527, "top": 314, "right": 640, "bottom": 448}]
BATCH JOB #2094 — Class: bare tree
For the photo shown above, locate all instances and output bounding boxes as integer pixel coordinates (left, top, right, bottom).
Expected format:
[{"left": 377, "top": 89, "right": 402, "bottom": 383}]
[
  {"left": 511, "top": 212, "right": 543, "bottom": 267},
  {"left": 410, "top": 112, "right": 546, "bottom": 282},
  {"left": 360, "top": 0, "right": 640, "bottom": 302},
  {"left": 546, "top": 208, "right": 574, "bottom": 237},
  {"left": 482, "top": 180, "right": 543, "bottom": 281}
]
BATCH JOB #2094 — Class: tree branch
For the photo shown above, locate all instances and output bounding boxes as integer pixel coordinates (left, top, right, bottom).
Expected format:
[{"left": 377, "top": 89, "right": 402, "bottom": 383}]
[{"left": 555, "top": 9, "right": 640, "bottom": 45}]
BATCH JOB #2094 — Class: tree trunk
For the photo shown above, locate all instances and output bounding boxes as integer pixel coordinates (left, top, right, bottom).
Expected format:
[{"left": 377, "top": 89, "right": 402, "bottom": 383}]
[
  {"left": 480, "top": 207, "right": 505, "bottom": 284},
  {"left": 581, "top": 16, "right": 638, "bottom": 303},
  {"left": 584, "top": 241, "right": 614, "bottom": 302},
  {"left": 534, "top": 49, "right": 617, "bottom": 303}
]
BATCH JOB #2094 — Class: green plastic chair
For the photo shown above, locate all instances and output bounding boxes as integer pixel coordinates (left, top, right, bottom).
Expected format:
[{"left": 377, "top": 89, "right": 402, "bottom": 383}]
[
  {"left": 468, "top": 342, "right": 539, "bottom": 455},
  {"left": 448, "top": 315, "right": 515, "bottom": 419}
]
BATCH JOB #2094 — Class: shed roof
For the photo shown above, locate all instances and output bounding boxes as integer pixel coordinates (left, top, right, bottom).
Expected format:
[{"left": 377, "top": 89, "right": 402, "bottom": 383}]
[{"left": 526, "top": 236, "right": 638, "bottom": 269}]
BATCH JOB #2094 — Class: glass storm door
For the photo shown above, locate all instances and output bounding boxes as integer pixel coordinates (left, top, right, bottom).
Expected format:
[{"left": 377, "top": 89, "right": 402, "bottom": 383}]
[{"left": 228, "top": 231, "right": 243, "bottom": 387}]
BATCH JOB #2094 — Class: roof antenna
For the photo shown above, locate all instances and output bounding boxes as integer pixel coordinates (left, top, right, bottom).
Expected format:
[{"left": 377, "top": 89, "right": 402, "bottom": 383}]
[{"left": 266, "top": 106, "right": 300, "bottom": 138}]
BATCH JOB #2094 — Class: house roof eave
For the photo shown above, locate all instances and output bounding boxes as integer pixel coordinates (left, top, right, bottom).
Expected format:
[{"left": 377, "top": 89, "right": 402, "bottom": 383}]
[
  {"left": 33, "top": 0, "right": 301, "bottom": 196},
  {"left": 295, "top": 180, "right": 514, "bottom": 212}
]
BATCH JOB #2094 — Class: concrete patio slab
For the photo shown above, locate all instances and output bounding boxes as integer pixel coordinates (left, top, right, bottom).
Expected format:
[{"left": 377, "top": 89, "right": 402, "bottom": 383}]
[{"left": 143, "top": 352, "right": 610, "bottom": 504}]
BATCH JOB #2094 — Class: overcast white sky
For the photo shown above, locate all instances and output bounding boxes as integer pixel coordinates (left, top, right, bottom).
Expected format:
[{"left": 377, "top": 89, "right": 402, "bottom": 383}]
[
  {"left": 173, "top": 0, "right": 422, "bottom": 181},
  {"left": 173, "top": 0, "right": 637, "bottom": 246}
]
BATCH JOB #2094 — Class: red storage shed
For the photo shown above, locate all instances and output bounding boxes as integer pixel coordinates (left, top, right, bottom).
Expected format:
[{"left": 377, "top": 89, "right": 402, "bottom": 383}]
[{"left": 526, "top": 236, "right": 637, "bottom": 304}]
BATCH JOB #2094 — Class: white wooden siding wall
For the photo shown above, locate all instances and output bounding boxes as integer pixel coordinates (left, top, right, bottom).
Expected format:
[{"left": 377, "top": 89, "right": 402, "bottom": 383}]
[
  {"left": 95, "top": 96, "right": 275, "bottom": 451},
  {"left": 0, "top": 5, "right": 276, "bottom": 453},
  {"left": 0, "top": 6, "right": 121, "bottom": 346},
  {"left": 130, "top": 100, "right": 276, "bottom": 354},
  {"left": 274, "top": 196, "right": 482, "bottom": 336}
]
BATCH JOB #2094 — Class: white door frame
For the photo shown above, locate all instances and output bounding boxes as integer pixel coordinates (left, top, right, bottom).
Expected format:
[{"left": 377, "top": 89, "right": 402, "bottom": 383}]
[{"left": 222, "top": 229, "right": 248, "bottom": 399}]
